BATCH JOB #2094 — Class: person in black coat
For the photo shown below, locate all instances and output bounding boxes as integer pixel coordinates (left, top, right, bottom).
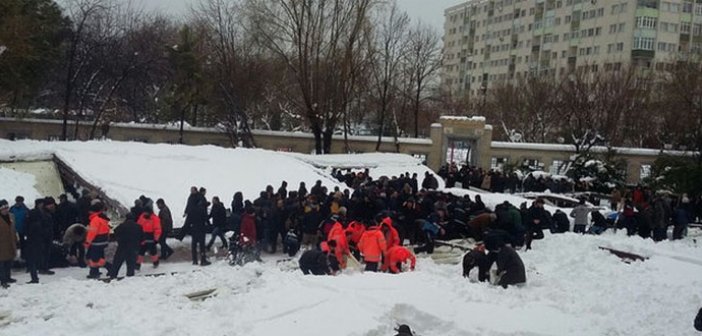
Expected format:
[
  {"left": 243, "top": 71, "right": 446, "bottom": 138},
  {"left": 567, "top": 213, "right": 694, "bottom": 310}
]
[
  {"left": 298, "top": 246, "right": 333, "bottom": 275},
  {"left": 394, "top": 325, "right": 414, "bottom": 336},
  {"left": 206, "top": 197, "right": 228, "bottom": 250},
  {"left": 462, "top": 247, "right": 492, "bottom": 282},
  {"left": 24, "top": 199, "right": 47, "bottom": 283},
  {"left": 495, "top": 245, "right": 526, "bottom": 288},
  {"left": 110, "top": 214, "right": 143, "bottom": 278},
  {"left": 524, "top": 199, "right": 548, "bottom": 250},
  {"left": 190, "top": 188, "right": 211, "bottom": 266},
  {"left": 37, "top": 197, "right": 57, "bottom": 275},
  {"left": 695, "top": 308, "right": 702, "bottom": 332},
  {"left": 156, "top": 199, "right": 174, "bottom": 259},
  {"left": 55, "top": 194, "right": 78, "bottom": 240},
  {"left": 552, "top": 209, "right": 570, "bottom": 233}
]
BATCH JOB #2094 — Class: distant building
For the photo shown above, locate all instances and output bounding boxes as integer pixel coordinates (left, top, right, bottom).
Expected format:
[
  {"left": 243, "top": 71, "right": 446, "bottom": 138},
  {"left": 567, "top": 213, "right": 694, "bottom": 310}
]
[{"left": 442, "top": 0, "right": 698, "bottom": 97}]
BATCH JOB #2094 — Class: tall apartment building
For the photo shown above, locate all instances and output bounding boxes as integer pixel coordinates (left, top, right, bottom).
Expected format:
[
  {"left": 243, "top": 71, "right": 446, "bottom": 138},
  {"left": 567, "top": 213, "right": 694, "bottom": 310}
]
[{"left": 442, "top": 0, "right": 699, "bottom": 97}]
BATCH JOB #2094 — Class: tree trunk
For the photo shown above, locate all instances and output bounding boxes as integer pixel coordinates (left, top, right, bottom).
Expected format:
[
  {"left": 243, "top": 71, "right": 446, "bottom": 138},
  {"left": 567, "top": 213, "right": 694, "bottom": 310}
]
[
  {"left": 323, "top": 129, "right": 333, "bottom": 154},
  {"left": 375, "top": 109, "right": 385, "bottom": 151}
]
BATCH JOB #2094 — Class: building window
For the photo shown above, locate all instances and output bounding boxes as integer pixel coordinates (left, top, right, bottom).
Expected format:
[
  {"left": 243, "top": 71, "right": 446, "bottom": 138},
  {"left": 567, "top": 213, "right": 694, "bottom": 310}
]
[
  {"left": 633, "top": 37, "right": 655, "bottom": 50},
  {"left": 636, "top": 16, "right": 657, "bottom": 30},
  {"left": 681, "top": 22, "right": 691, "bottom": 33}
]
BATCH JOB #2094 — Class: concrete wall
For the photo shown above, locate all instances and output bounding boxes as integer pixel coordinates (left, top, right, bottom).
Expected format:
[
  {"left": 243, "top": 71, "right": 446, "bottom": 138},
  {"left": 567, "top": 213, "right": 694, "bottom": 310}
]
[{"left": 0, "top": 117, "right": 680, "bottom": 184}]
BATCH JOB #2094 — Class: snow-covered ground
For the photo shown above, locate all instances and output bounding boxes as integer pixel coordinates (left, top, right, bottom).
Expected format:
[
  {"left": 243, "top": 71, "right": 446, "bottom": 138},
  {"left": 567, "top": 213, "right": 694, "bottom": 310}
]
[
  {"left": 2, "top": 140, "right": 702, "bottom": 335},
  {"left": 0, "top": 140, "right": 439, "bottom": 227},
  {"left": 1, "top": 231, "right": 702, "bottom": 336}
]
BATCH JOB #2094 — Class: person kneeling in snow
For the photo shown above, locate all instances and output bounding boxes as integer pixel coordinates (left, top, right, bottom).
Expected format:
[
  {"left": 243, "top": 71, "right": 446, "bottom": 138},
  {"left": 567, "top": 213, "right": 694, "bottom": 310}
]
[
  {"left": 284, "top": 230, "right": 300, "bottom": 257},
  {"left": 462, "top": 244, "right": 491, "bottom": 282},
  {"left": 298, "top": 241, "right": 336, "bottom": 275},
  {"left": 385, "top": 246, "right": 416, "bottom": 274},
  {"left": 485, "top": 232, "right": 526, "bottom": 288}
]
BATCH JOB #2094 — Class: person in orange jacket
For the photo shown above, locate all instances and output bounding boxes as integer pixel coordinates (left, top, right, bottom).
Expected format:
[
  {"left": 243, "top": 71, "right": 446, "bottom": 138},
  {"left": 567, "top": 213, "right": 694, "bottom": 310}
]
[
  {"left": 386, "top": 245, "right": 416, "bottom": 274},
  {"left": 379, "top": 217, "right": 401, "bottom": 248},
  {"left": 358, "top": 225, "right": 387, "bottom": 272},
  {"left": 136, "top": 207, "right": 162, "bottom": 269},
  {"left": 327, "top": 226, "right": 351, "bottom": 270},
  {"left": 84, "top": 202, "right": 111, "bottom": 279},
  {"left": 345, "top": 221, "right": 365, "bottom": 260}
]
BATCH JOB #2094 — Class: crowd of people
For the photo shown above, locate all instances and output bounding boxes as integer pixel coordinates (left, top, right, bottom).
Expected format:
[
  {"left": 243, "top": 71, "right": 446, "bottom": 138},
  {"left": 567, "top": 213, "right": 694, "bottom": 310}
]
[{"left": 0, "top": 166, "right": 699, "bottom": 289}]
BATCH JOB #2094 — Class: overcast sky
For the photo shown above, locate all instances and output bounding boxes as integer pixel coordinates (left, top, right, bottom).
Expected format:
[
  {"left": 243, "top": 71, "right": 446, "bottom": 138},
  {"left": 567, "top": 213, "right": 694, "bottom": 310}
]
[{"left": 128, "top": 0, "right": 465, "bottom": 31}]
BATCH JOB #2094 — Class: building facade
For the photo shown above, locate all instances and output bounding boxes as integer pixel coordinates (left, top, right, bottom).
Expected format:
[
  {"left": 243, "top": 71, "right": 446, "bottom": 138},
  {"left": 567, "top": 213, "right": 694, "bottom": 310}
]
[{"left": 442, "top": 0, "right": 699, "bottom": 96}]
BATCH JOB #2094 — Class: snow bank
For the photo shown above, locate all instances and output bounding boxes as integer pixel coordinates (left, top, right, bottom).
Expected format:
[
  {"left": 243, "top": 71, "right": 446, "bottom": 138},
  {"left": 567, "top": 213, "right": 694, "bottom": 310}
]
[
  {"left": 0, "top": 140, "right": 439, "bottom": 226},
  {"left": 1, "top": 232, "right": 701, "bottom": 335},
  {"left": 0, "top": 168, "right": 42, "bottom": 204}
]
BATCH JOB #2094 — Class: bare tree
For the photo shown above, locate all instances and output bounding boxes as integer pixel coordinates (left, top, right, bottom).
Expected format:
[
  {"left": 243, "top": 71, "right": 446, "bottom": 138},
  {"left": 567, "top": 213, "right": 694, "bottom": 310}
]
[
  {"left": 405, "top": 22, "right": 441, "bottom": 138},
  {"left": 368, "top": 1, "right": 409, "bottom": 151},
  {"left": 244, "top": 0, "right": 374, "bottom": 154}
]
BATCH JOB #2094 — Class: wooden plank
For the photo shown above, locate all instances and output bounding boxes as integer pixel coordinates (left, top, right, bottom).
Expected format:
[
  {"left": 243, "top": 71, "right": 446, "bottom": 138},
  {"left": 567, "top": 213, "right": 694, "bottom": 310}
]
[{"left": 599, "top": 247, "right": 648, "bottom": 262}]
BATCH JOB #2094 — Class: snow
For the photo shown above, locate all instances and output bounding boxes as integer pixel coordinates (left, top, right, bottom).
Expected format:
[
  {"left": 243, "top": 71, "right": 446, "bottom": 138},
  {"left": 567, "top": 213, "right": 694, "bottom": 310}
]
[
  {"left": 0, "top": 140, "right": 439, "bottom": 227},
  {"left": 2, "top": 140, "right": 702, "bottom": 335},
  {"left": 2, "top": 231, "right": 702, "bottom": 335},
  {"left": 0, "top": 168, "right": 42, "bottom": 204}
]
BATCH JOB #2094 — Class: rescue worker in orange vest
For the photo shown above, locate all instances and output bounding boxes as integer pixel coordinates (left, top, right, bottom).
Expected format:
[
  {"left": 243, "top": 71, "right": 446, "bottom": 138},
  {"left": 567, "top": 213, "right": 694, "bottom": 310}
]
[
  {"left": 327, "top": 225, "right": 351, "bottom": 270},
  {"left": 386, "top": 245, "right": 416, "bottom": 274},
  {"left": 136, "top": 207, "right": 162, "bottom": 270},
  {"left": 84, "top": 201, "right": 111, "bottom": 279},
  {"left": 358, "top": 224, "right": 387, "bottom": 272},
  {"left": 379, "top": 217, "right": 401, "bottom": 248},
  {"left": 346, "top": 221, "right": 366, "bottom": 260}
]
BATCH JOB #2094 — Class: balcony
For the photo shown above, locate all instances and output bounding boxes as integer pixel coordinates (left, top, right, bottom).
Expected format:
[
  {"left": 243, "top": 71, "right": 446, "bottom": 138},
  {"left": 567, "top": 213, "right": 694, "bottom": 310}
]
[{"left": 632, "top": 50, "right": 655, "bottom": 58}]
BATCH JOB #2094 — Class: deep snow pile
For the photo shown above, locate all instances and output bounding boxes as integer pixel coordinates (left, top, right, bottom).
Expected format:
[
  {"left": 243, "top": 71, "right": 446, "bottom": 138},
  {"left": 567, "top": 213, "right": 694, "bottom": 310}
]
[
  {"left": 0, "top": 167, "right": 42, "bottom": 203},
  {"left": 0, "top": 140, "right": 438, "bottom": 227},
  {"left": 1, "top": 232, "right": 702, "bottom": 335}
]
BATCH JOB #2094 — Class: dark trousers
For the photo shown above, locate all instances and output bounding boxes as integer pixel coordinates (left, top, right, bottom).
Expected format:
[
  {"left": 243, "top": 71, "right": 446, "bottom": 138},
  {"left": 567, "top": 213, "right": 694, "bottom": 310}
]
[
  {"left": 159, "top": 233, "right": 174, "bottom": 258},
  {"left": 25, "top": 245, "right": 39, "bottom": 282},
  {"left": 672, "top": 224, "right": 687, "bottom": 240},
  {"left": 365, "top": 261, "right": 379, "bottom": 272},
  {"left": 574, "top": 224, "right": 587, "bottom": 234},
  {"left": 111, "top": 247, "right": 137, "bottom": 278},
  {"left": 69, "top": 242, "right": 85, "bottom": 264},
  {"left": 653, "top": 227, "right": 667, "bottom": 242},
  {"left": 39, "top": 239, "right": 51, "bottom": 271},
  {"left": 267, "top": 227, "right": 285, "bottom": 253},
  {"left": 0, "top": 260, "right": 12, "bottom": 283},
  {"left": 207, "top": 227, "right": 228, "bottom": 249},
  {"left": 191, "top": 232, "right": 206, "bottom": 263},
  {"left": 525, "top": 228, "right": 544, "bottom": 250},
  {"left": 624, "top": 218, "right": 637, "bottom": 236},
  {"left": 138, "top": 241, "right": 159, "bottom": 264}
]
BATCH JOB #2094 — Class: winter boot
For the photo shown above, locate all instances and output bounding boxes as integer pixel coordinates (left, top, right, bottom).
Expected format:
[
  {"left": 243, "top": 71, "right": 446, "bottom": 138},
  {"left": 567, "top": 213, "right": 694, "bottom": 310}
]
[
  {"left": 86, "top": 267, "right": 101, "bottom": 279},
  {"left": 200, "top": 256, "right": 211, "bottom": 266},
  {"left": 135, "top": 263, "right": 141, "bottom": 271},
  {"left": 153, "top": 260, "right": 159, "bottom": 268}
]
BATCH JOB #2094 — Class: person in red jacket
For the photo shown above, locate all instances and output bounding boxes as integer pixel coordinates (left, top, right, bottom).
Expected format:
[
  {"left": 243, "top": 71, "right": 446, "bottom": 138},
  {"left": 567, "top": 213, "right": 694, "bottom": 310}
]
[
  {"left": 136, "top": 207, "right": 162, "bottom": 269},
  {"left": 358, "top": 225, "right": 387, "bottom": 272},
  {"left": 240, "top": 202, "right": 257, "bottom": 246},
  {"left": 386, "top": 246, "right": 416, "bottom": 274},
  {"left": 84, "top": 202, "right": 111, "bottom": 279}
]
